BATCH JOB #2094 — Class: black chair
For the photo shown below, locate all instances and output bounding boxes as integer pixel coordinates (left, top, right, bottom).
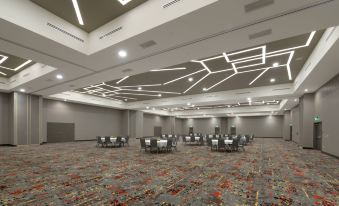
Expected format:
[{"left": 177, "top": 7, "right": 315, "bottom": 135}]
[
  {"left": 140, "top": 138, "right": 149, "bottom": 152},
  {"left": 199, "top": 136, "right": 204, "bottom": 145},
  {"left": 124, "top": 136, "right": 129, "bottom": 146},
  {"left": 150, "top": 139, "right": 158, "bottom": 153},
  {"left": 190, "top": 136, "right": 195, "bottom": 144},
  {"left": 96, "top": 136, "right": 104, "bottom": 147},
  {"left": 166, "top": 139, "right": 173, "bottom": 152},
  {"left": 218, "top": 139, "right": 226, "bottom": 152},
  {"left": 231, "top": 138, "right": 239, "bottom": 152},
  {"left": 211, "top": 139, "right": 218, "bottom": 151},
  {"left": 171, "top": 138, "right": 178, "bottom": 151},
  {"left": 238, "top": 136, "right": 246, "bottom": 151},
  {"left": 115, "top": 136, "right": 122, "bottom": 147},
  {"left": 104, "top": 136, "right": 112, "bottom": 147}
]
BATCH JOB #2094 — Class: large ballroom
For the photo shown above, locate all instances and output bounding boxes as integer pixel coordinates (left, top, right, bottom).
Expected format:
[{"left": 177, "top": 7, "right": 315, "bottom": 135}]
[{"left": 0, "top": 0, "right": 338, "bottom": 205}]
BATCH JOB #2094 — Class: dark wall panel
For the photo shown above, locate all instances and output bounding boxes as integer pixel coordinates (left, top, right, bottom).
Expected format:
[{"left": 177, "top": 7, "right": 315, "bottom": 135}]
[{"left": 47, "top": 122, "right": 75, "bottom": 143}]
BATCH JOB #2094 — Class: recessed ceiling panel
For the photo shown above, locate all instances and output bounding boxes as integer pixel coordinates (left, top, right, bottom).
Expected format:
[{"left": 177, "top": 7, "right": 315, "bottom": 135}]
[
  {"left": 74, "top": 30, "right": 324, "bottom": 102},
  {"left": 31, "top": 0, "right": 148, "bottom": 32},
  {"left": 0, "top": 51, "right": 35, "bottom": 78}
]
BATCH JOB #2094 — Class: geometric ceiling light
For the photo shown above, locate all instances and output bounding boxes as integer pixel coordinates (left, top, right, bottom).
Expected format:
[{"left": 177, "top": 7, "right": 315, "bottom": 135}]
[
  {"left": 71, "top": 0, "right": 84, "bottom": 25},
  {"left": 75, "top": 31, "right": 317, "bottom": 102},
  {"left": 117, "top": 0, "right": 132, "bottom": 6}
]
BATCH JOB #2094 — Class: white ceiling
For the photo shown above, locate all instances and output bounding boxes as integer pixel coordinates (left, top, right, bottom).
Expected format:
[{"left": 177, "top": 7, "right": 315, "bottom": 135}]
[{"left": 1, "top": 0, "right": 339, "bottom": 117}]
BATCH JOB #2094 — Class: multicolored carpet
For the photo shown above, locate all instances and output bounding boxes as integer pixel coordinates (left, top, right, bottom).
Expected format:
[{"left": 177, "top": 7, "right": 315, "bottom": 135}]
[{"left": 0, "top": 138, "right": 338, "bottom": 205}]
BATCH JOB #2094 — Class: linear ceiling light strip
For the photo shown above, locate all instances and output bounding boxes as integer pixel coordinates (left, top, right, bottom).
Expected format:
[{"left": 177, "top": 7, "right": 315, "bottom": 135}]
[
  {"left": 72, "top": 0, "right": 84, "bottom": 25},
  {"left": 206, "top": 73, "right": 236, "bottom": 91},
  {"left": 249, "top": 68, "right": 270, "bottom": 85},
  {"left": 116, "top": 76, "right": 130, "bottom": 84},
  {"left": 163, "top": 69, "right": 206, "bottom": 85},
  {"left": 183, "top": 73, "right": 210, "bottom": 94}
]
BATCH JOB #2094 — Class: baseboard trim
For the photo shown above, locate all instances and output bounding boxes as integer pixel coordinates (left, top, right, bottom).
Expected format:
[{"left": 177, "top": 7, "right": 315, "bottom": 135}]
[
  {"left": 75, "top": 139, "right": 96, "bottom": 142},
  {"left": 321, "top": 151, "right": 339, "bottom": 159},
  {"left": 0, "top": 144, "right": 16, "bottom": 147},
  {"left": 302, "top": 147, "right": 314, "bottom": 149},
  {"left": 255, "top": 137, "right": 282, "bottom": 138}
]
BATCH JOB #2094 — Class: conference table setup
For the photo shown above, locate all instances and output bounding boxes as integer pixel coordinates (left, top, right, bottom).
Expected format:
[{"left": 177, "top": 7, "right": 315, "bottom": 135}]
[
  {"left": 140, "top": 136, "right": 177, "bottom": 153},
  {"left": 96, "top": 136, "right": 129, "bottom": 148}
]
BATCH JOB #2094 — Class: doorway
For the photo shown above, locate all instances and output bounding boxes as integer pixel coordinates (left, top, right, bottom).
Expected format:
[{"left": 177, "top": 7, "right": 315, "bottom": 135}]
[
  {"left": 289, "top": 125, "right": 293, "bottom": 141},
  {"left": 215, "top": 127, "right": 220, "bottom": 135},
  {"left": 230, "top": 126, "right": 236, "bottom": 135},
  {"left": 313, "top": 122, "right": 322, "bottom": 150},
  {"left": 189, "top": 127, "right": 193, "bottom": 135},
  {"left": 154, "top": 126, "right": 162, "bottom": 137}
]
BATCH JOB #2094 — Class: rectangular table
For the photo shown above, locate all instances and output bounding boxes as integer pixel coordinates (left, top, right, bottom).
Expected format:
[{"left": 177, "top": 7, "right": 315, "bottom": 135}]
[{"left": 212, "top": 139, "right": 233, "bottom": 146}]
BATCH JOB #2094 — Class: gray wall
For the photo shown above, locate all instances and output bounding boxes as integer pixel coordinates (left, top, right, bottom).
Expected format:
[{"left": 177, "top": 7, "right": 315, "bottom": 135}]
[
  {"left": 175, "top": 118, "right": 184, "bottom": 134},
  {"left": 183, "top": 117, "right": 222, "bottom": 134},
  {"left": 283, "top": 111, "right": 292, "bottom": 140},
  {"left": 0, "top": 93, "right": 10, "bottom": 144},
  {"left": 227, "top": 116, "right": 283, "bottom": 138},
  {"left": 43, "top": 99, "right": 124, "bottom": 141},
  {"left": 143, "top": 113, "right": 171, "bottom": 136},
  {"left": 299, "top": 94, "right": 315, "bottom": 148},
  {"left": 314, "top": 73, "right": 339, "bottom": 157},
  {"left": 291, "top": 106, "right": 300, "bottom": 143}
]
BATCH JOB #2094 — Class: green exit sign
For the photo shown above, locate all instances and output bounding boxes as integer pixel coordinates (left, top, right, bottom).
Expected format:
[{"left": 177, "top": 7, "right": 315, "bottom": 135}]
[{"left": 314, "top": 116, "right": 321, "bottom": 123}]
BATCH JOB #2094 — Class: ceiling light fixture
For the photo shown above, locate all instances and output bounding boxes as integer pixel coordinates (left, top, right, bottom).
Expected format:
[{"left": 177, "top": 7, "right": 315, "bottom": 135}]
[
  {"left": 117, "top": 0, "right": 132, "bottom": 5},
  {"left": 124, "top": 99, "right": 128, "bottom": 102},
  {"left": 116, "top": 76, "right": 129, "bottom": 84},
  {"left": 138, "top": 87, "right": 142, "bottom": 90},
  {"left": 146, "top": 106, "right": 150, "bottom": 109},
  {"left": 294, "top": 98, "right": 298, "bottom": 102},
  {"left": 150, "top": 67, "right": 186, "bottom": 72},
  {"left": 270, "top": 78, "right": 276, "bottom": 83},
  {"left": 20, "top": 89, "right": 26, "bottom": 92},
  {"left": 71, "top": 0, "right": 84, "bottom": 25},
  {"left": 102, "top": 94, "right": 106, "bottom": 97},
  {"left": 187, "top": 102, "right": 191, "bottom": 106},
  {"left": 203, "top": 87, "right": 207, "bottom": 91},
  {"left": 188, "top": 77, "right": 194, "bottom": 82},
  {"left": 56, "top": 74, "right": 63, "bottom": 80},
  {"left": 272, "top": 62, "right": 279, "bottom": 67},
  {"left": 158, "top": 94, "right": 162, "bottom": 97},
  {"left": 118, "top": 50, "right": 127, "bottom": 58},
  {"left": 304, "top": 89, "right": 309, "bottom": 92}
]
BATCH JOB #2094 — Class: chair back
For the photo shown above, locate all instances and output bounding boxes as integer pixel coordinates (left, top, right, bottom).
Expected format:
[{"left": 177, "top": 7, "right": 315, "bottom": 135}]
[
  {"left": 140, "top": 138, "right": 146, "bottom": 148},
  {"left": 150, "top": 139, "right": 158, "bottom": 148},
  {"left": 116, "top": 136, "right": 122, "bottom": 143},
  {"left": 167, "top": 139, "right": 172, "bottom": 148},
  {"left": 97, "top": 136, "right": 102, "bottom": 143},
  {"left": 218, "top": 139, "right": 225, "bottom": 148},
  {"left": 190, "top": 136, "right": 195, "bottom": 142},
  {"left": 105, "top": 136, "right": 111, "bottom": 143}
]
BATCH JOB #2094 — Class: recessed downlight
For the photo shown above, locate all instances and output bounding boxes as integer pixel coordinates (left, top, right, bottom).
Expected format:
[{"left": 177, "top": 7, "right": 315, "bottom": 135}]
[
  {"left": 20, "top": 88, "right": 26, "bottom": 92},
  {"left": 304, "top": 89, "right": 309, "bottom": 92},
  {"left": 203, "top": 87, "right": 207, "bottom": 91},
  {"left": 56, "top": 74, "right": 63, "bottom": 80},
  {"left": 146, "top": 106, "right": 150, "bottom": 109},
  {"left": 124, "top": 99, "right": 128, "bottom": 102},
  {"left": 102, "top": 94, "right": 106, "bottom": 97},
  {"left": 117, "top": 0, "right": 132, "bottom": 5},
  {"left": 188, "top": 77, "right": 194, "bottom": 82},
  {"left": 158, "top": 94, "right": 162, "bottom": 97},
  {"left": 138, "top": 87, "right": 142, "bottom": 90},
  {"left": 270, "top": 78, "right": 276, "bottom": 83},
  {"left": 272, "top": 62, "right": 279, "bottom": 67},
  {"left": 118, "top": 50, "right": 127, "bottom": 58},
  {"left": 187, "top": 102, "right": 191, "bottom": 106}
]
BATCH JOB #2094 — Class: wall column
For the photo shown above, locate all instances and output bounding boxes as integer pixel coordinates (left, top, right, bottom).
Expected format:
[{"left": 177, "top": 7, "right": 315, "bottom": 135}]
[{"left": 299, "top": 93, "right": 315, "bottom": 148}]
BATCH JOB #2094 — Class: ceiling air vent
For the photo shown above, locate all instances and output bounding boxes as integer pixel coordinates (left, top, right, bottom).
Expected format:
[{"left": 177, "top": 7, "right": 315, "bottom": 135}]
[
  {"left": 122, "top": 68, "right": 133, "bottom": 73},
  {"left": 47, "top": 23, "right": 84, "bottom": 43},
  {"left": 163, "top": 0, "right": 182, "bottom": 9},
  {"left": 99, "top": 26, "right": 123, "bottom": 40},
  {"left": 249, "top": 29, "right": 272, "bottom": 40},
  {"left": 272, "top": 88, "right": 290, "bottom": 91},
  {"left": 244, "top": 0, "right": 274, "bottom": 13},
  {"left": 235, "top": 92, "right": 251, "bottom": 95},
  {"left": 140, "top": 40, "right": 157, "bottom": 49}
]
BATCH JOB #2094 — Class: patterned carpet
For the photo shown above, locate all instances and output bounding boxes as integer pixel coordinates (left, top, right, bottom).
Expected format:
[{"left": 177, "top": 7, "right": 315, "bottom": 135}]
[{"left": 0, "top": 138, "right": 338, "bottom": 206}]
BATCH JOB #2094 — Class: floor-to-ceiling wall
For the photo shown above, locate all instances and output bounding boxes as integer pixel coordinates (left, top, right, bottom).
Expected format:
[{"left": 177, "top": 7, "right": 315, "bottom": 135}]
[
  {"left": 314, "top": 73, "right": 339, "bottom": 157},
  {"left": 227, "top": 116, "right": 283, "bottom": 138},
  {"left": 143, "top": 113, "right": 171, "bottom": 136},
  {"left": 43, "top": 99, "right": 124, "bottom": 142},
  {"left": 0, "top": 93, "right": 10, "bottom": 145}
]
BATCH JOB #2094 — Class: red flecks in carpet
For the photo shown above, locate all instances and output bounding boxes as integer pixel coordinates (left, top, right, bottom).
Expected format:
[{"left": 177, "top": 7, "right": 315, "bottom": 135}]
[
  {"left": 9, "top": 189, "right": 24, "bottom": 196},
  {"left": 219, "top": 180, "right": 232, "bottom": 189},
  {"left": 115, "top": 175, "right": 123, "bottom": 179},
  {"left": 168, "top": 185, "right": 186, "bottom": 195},
  {"left": 213, "top": 191, "right": 222, "bottom": 199}
]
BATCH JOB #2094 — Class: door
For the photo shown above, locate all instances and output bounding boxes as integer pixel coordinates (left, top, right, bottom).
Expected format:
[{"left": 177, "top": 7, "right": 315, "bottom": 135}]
[
  {"left": 215, "top": 127, "right": 220, "bottom": 135},
  {"left": 189, "top": 127, "right": 193, "bottom": 135},
  {"left": 289, "top": 125, "right": 293, "bottom": 141},
  {"left": 230, "top": 126, "right": 236, "bottom": 135},
  {"left": 313, "top": 122, "right": 322, "bottom": 150},
  {"left": 47, "top": 122, "right": 75, "bottom": 143},
  {"left": 154, "top": 126, "right": 162, "bottom": 137}
]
